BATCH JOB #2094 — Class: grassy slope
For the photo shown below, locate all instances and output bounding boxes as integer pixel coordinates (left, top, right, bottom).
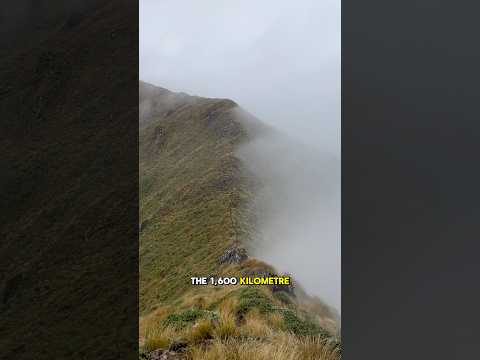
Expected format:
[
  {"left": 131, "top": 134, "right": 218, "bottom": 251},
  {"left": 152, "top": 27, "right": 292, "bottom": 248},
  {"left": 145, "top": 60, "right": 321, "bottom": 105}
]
[
  {"left": 139, "top": 84, "right": 255, "bottom": 314},
  {"left": 139, "top": 83, "right": 340, "bottom": 359}
]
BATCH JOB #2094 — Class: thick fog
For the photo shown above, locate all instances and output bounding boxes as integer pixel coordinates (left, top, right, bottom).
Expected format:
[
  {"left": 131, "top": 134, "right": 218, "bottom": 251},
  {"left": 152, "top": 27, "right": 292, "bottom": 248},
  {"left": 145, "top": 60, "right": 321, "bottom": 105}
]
[
  {"left": 140, "top": 0, "right": 340, "bottom": 311},
  {"left": 236, "top": 114, "right": 340, "bottom": 311}
]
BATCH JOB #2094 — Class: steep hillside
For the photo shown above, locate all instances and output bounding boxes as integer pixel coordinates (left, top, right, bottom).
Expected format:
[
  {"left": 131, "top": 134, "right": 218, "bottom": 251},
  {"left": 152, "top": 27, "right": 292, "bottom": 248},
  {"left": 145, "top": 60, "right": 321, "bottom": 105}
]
[
  {"left": 139, "top": 81, "right": 256, "bottom": 313},
  {"left": 139, "top": 82, "right": 340, "bottom": 359}
]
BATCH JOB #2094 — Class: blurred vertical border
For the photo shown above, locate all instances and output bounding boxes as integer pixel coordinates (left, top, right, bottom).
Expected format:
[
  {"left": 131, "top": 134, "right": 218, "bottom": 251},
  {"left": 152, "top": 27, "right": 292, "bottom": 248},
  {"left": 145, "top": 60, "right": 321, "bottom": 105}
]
[{"left": 0, "top": 1, "right": 139, "bottom": 358}]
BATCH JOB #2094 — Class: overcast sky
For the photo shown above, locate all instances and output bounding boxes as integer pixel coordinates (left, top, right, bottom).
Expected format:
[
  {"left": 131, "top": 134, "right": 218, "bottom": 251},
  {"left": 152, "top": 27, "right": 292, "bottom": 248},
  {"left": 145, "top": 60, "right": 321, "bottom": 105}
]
[{"left": 140, "top": 0, "right": 340, "bottom": 154}]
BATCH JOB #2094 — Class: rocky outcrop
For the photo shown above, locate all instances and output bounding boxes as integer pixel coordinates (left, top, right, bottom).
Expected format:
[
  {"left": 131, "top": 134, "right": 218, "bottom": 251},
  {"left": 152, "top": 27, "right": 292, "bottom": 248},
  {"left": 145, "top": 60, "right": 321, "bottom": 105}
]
[
  {"left": 142, "top": 349, "right": 184, "bottom": 360},
  {"left": 218, "top": 245, "right": 248, "bottom": 265}
]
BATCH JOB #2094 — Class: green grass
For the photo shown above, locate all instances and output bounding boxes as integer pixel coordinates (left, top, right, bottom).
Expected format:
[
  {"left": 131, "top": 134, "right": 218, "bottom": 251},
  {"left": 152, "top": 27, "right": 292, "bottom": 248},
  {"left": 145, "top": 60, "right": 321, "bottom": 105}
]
[
  {"left": 235, "top": 287, "right": 274, "bottom": 316},
  {"left": 162, "top": 309, "right": 218, "bottom": 330},
  {"left": 280, "top": 309, "right": 330, "bottom": 338}
]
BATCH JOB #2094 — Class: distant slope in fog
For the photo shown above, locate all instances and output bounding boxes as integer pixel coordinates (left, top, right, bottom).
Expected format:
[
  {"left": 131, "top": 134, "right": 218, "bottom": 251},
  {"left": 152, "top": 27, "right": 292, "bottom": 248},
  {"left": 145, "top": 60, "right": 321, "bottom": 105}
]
[{"left": 238, "top": 132, "right": 341, "bottom": 310}]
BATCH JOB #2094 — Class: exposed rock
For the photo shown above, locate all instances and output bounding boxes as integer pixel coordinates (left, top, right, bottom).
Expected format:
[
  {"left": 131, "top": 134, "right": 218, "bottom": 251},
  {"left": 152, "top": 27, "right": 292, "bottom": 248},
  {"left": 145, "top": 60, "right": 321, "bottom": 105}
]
[
  {"left": 145, "top": 349, "right": 184, "bottom": 360},
  {"left": 218, "top": 245, "right": 248, "bottom": 265},
  {"left": 272, "top": 273, "right": 296, "bottom": 296},
  {"left": 242, "top": 268, "right": 295, "bottom": 296},
  {"left": 169, "top": 341, "right": 188, "bottom": 352},
  {"left": 154, "top": 127, "right": 166, "bottom": 147}
]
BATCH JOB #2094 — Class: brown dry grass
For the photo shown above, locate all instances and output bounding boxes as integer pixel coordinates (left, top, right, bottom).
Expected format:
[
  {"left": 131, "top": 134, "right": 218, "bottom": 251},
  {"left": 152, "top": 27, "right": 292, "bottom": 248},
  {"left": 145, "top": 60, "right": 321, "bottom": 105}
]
[
  {"left": 266, "top": 311, "right": 285, "bottom": 331},
  {"left": 214, "top": 298, "right": 240, "bottom": 340},
  {"left": 238, "top": 258, "right": 276, "bottom": 274},
  {"left": 185, "top": 334, "right": 340, "bottom": 360},
  {"left": 143, "top": 325, "right": 179, "bottom": 352},
  {"left": 187, "top": 319, "right": 215, "bottom": 344},
  {"left": 240, "top": 310, "right": 272, "bottom": 339},
  {"left": 181, "top": 284, "right": 241, "bottom": 311},
  {"left": 140, "top": 291, "right": 340, "bottom": 359},
  {"left": 140, "top": 305, "right": 173, "bottom": 340}
]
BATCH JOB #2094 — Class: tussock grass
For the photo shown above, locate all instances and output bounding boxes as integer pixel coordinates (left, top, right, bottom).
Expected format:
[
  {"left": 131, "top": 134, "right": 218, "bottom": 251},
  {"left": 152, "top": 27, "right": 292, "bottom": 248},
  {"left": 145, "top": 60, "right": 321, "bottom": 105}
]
[
  {"left": 218, "top": 297, "right": 238, "bottom": 316},
  {"left": 266, "top": 311, "right": 285, "bottom": 331},
  {"left": 187, "top": 319, "right": 214, "bottom": 344},
  {"left": 240, "top": 310, "right": 272, "bottom": 339},
  {"left": 296, "top": 336, "right": 341, "bottom": 360},
  {"left": 140, "top": 305, "right": 173, "bottom": 340},
  {"left": 139, "top": 286, "right": 340, "bottom": 358},
  {"left": 143, "top": 325, "right": 178, "bottom": 352},
  {"left": 214, "top": 313, "right": 239, "bottom": 340},
  {"left": 185, "top": 334, "right": 340, "bottom": 360},
  {"left": 214, "top": 299, "right": 240, "bottom": 340}
]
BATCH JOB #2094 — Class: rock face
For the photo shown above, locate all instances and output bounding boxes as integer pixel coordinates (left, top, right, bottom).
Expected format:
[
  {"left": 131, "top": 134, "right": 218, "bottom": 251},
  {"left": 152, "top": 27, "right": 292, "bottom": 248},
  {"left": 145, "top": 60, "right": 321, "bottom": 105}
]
[
  {"left": 169, "top": 341, "right": 188, "bottom": 352},
  {"left": 218, "top": 245, "right": 248, "bottom": 265},
  {"left": 242, "top": 266, "right": 296, "bottom": 296}
]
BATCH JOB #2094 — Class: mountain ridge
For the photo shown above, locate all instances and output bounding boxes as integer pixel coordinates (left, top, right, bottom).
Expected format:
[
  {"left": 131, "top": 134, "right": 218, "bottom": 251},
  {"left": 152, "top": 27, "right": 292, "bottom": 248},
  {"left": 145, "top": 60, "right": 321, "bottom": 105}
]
[{"left": 139, "top": 82, "right": 340, "bottom": 359}]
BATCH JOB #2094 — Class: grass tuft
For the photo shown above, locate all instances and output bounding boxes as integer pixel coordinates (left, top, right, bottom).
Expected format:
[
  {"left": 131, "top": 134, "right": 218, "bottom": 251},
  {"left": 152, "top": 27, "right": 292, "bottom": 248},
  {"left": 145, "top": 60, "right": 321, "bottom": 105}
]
[
  {"left": 143, "top": 325, "right": 178, "bottom": 352},
  {"left": 214, "top": 312, "right": 240, "bottom": 340},
  {"left": 241, "top": 310, "right": 273, "bottom": 339},
  {"left": 187, "top": 319, "right": 214, "bottom": 344},
  {"left": 266, "top": 311, "right": 285, "bottom": 331},
  {"left": 281, "top": 309, "right": 330, "bottom": 338},
  {"left": 185, "top": 334, "right": 340, "bottom": 360}
]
